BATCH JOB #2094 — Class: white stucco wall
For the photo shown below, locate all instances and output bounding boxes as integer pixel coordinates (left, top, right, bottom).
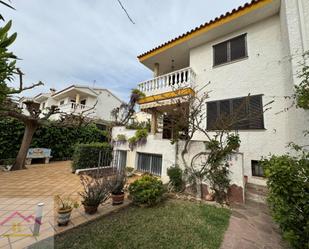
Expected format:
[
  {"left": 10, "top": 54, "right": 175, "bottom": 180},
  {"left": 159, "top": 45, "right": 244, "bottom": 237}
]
[
  {"left": 280, "top": 0, "right": 309, "bottom": 149},
  {"left": 112, "top": 127, "right": 244, "bottom": 189},
  {"left": 112, "top": 127, "right": 176, "bottom": 183},
  {"left": 189, "top": 13, "right": 309, "bottom": 185},
  {"left": 95, "top": 90, "right": 123, "bottom": 121}
]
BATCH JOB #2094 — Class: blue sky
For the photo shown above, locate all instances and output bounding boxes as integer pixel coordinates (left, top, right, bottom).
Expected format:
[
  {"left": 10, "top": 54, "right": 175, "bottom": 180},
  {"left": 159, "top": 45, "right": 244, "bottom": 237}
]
[{"left": 2, "top": 0, "right": 248, "bottom": 101}]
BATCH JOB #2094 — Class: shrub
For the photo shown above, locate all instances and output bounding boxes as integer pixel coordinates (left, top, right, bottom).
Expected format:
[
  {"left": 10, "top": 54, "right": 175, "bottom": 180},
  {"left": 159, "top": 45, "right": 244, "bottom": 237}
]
[
  {"left": 167, "top": 166, "right": 183, "bottom": 192},
  {"left": 0, "top": 118, "right": 107, "bottom": 160},
  {"left": 128, "top": 128, "right": 148, "bottom": 150},
  {"left": 262, "top": 153, "right": 309, "bottom": 249},
  {"left": 128, "top": 175, "right": 165, "bottom": 207},
  {"left": 116, "top": 134, "right": 127, "bottom": 142},
  {"left": 72, "top": 142, "right": 112, "bottom": 172}
]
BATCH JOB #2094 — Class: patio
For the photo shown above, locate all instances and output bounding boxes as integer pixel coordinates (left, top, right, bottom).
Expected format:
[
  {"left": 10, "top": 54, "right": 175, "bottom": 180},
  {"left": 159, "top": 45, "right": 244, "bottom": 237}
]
[{"left": 0, "top": 161, "right": 130, "bottom": 249}]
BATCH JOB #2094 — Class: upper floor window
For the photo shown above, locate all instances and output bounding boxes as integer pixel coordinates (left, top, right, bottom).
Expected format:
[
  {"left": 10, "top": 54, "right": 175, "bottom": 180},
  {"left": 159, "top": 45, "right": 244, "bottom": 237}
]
[
  {"left": 206, "top": 95, "right": 264, "bottom": 130},
  {"left": 41, "top": 102, "right": 46, "bottom": 109},
  {"left": 59, "top": 100, "right": 64, "bottom": 106},
  {"left": 213, "top": 34, "right": 247, "bottom": 66}
]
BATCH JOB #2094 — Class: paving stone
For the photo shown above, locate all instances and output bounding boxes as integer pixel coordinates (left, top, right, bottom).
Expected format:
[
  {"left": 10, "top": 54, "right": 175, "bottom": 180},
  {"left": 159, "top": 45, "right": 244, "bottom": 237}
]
[
  {"left": 0, "top": 161, "right": 131, "bottom": 249},
  {"left": 220, "top": 201, "right": 287, "bottom": 249}
]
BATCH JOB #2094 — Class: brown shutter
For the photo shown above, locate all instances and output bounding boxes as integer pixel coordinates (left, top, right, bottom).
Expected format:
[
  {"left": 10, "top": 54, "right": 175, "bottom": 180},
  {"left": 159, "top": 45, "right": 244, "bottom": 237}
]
[
  {"left": 230, "top": 35, "right": 247, "bottom": 61},
  {"left": 249, "top": 95, "right": 264, "bottom": 129},
  {"left": 232, "top": 97, "right": 249, "bottom": 129},
  {"left": 214, "top": 42, "right": 228, "bottom": 66},
  {"left": 207, "top": 102, "right": 218, "bottom": 130}
]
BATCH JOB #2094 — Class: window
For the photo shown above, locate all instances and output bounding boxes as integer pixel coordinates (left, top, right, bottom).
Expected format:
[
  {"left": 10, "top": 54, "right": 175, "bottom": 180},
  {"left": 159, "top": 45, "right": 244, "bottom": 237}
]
[
  {"left": 207, "top": 95, "right": 264, "bottom": 130},
  {"left": 137, "top": 153, "right": 162, "bottom": 176},
  {"left": 113, "top": 150, "right": 127, "bottom": 170},
  {"left": 213, "top": 34, "right": 247, "bottom": 66},
  {"left": 80, "top": 99, "right": 86, "bottom": 105},
  {"left": 41, "top": 102, "right": 46, "bottom": 109},
  {"left": 251, "top": 160, "right": 264, "bottom": 177},
  {"left": 59, "top": 100, "right": 64, "bottom": 105}
]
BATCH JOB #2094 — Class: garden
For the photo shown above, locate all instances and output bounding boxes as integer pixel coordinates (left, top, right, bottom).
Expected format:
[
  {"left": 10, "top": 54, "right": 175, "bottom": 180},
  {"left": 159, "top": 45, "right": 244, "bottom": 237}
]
[{"left": 32, "top": 199, "right": 230, "bottom": 249}]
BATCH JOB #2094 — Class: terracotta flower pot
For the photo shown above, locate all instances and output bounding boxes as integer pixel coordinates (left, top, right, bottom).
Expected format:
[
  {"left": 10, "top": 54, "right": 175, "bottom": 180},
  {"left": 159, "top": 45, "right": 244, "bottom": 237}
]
[
  {"left": 57, "top": 208, "right": 72, "bottom": 226},
  {"left": 83, "top": 204, "right": 98, "bottom": 215},
  {"left": 111, "top": 192, "right": 125, "bottom": 205}
]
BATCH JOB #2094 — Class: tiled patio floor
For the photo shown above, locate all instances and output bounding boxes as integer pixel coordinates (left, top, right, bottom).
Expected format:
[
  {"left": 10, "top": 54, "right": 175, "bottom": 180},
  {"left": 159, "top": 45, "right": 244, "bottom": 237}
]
[{"left": 0, "top": 161, "right": 130, "bottom": 249}]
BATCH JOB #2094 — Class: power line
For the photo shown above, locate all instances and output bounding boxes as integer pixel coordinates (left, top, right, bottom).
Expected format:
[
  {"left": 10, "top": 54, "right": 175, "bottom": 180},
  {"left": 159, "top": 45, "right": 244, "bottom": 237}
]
[{"left": 117, "top": 0, "right": 135, "bottom": 24}]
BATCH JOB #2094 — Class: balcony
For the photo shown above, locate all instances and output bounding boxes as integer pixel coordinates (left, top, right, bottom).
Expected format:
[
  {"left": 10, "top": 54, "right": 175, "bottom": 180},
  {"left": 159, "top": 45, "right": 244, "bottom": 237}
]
[
  {"left": 59, "top": 103, "right": 95, "bottom": 116},
  {"left": 138, "top": 67, "right": 196, "bottom": 97}
]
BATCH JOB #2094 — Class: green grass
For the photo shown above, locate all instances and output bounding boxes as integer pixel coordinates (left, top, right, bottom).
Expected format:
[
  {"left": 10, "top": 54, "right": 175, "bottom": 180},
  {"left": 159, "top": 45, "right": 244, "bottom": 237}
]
[{"left": 31, "top": 200, "right": 231, "bottom": 249}]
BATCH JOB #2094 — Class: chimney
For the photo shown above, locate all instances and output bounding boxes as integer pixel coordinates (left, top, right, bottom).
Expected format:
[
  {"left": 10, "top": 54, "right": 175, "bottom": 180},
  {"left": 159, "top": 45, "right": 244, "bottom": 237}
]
[{"left": 50, "top": 88, "right": 56, "bottom": 95}]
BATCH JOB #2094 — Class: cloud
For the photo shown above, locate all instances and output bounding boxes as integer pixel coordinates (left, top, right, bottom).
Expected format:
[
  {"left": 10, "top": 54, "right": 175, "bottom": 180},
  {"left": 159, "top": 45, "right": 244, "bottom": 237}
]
[{"left": 2, "top": 0, "right": 248, "bottom": 101}]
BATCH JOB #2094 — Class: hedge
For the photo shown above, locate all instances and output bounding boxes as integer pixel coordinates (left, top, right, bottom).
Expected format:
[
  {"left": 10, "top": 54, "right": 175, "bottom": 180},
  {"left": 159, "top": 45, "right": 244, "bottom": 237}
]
[
  {"left": 0, "top": 118, "right": 107, "bottom": 161},
  {"left": 71, "top": 142, "right": 112, "bottom": 172},
  {"left": 262, "top": 154, "right": 309, "bottom": 249}
]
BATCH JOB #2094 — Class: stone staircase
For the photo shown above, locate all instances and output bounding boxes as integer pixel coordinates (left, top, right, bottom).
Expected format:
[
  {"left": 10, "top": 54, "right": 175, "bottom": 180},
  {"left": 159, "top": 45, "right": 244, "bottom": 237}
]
[{"left": 245, "top": 183, "right": 268, "bottom": 204}]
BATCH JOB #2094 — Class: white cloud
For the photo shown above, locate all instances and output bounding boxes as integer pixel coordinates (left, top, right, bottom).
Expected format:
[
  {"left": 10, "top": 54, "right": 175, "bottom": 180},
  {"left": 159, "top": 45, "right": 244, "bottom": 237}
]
[{"left": 2, "top": 0, "right": 248, "bottom": 101}]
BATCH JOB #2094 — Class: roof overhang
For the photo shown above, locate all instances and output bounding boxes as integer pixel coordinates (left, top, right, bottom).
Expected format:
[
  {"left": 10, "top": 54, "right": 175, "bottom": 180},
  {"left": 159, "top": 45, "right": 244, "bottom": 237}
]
[
  {"left": 52, "top": 85, "right": 98, "bottom": 100},
  {"left": 138, "top": 0, "right": 280, "bottom": 72}
]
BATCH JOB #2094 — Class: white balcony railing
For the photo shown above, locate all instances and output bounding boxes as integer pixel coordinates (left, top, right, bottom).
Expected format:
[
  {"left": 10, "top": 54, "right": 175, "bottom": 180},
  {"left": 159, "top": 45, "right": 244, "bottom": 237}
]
[
  {"left": 59, "top": 103, "right": 93, "bottom": 114},
  {"left": 138, "top": 67, "right": 196, "bottom": 96}
]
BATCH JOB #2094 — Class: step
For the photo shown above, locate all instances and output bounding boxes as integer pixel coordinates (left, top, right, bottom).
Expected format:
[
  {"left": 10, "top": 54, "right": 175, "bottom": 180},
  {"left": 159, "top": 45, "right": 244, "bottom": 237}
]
[{"left": 245, "top": 183, "right": 268, "bottom": 204}]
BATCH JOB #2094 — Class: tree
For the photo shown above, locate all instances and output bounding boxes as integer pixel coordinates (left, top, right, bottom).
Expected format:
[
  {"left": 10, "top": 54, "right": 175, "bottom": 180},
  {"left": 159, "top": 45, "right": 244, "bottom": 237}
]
[
  {"left": 0, "top": 16, "right": 97, "bottom": 170},
  {"left": 151, "top": 84, "right": 269, "bottom": 203}
]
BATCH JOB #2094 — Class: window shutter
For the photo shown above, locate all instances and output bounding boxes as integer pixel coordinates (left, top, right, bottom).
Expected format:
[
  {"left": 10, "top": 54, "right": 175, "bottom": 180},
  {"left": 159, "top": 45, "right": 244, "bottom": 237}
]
[
  {"left": 232, "top": 97, "right": 249, "bottom": 129},
  {"left": 249, "top": 95, "right": 264, "bottom": 129},
  {"left": 218, "top": 100, "right": 231, "bottom": 128},
  {"left": 207, "top": 102, "right": 218, "bottom": 130},
  {"left": 230, "top": 35, "right": 246, "bottom": 61},
  {"left": 214, "top": 42, "right": 228, "bottom": 66}
]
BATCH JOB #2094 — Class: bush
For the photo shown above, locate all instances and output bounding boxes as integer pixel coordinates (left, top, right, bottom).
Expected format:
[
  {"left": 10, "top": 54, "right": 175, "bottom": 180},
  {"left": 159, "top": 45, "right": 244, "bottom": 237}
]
[
  {"left": 128, "top": 175, "right": 165, "bottom": 207},
  {"left": 72, "top": 142, "right": 112, "bottom": 172},
  {"left": 262, "top": 154, "right": 309, "bottom": 249},
  {"left": 167, "top": 166, "right": 183, "bottom": 192},
  {"left": 0, "top": 118, "right": 107, "bottom": 160}
]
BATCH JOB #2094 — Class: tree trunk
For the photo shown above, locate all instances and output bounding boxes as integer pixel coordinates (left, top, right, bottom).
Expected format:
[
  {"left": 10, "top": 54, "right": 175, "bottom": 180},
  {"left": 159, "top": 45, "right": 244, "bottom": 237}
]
[
  {"left": 11, "top": 121, "right": 38, "bottom": 171},
  {"left": 195, "top": 177, "right": 203, "bottom": 200}
]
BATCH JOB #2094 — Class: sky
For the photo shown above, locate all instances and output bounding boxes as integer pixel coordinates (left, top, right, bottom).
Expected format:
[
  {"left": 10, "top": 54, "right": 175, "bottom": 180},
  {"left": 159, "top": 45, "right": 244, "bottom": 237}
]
[{"left": 1, "top": 0, "right": 248, "bottom": 101}]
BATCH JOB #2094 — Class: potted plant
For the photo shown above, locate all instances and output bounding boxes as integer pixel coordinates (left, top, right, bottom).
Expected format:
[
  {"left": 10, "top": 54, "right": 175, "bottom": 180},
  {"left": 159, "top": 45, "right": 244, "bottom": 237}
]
[
  {"left": 126, "top": 167, "right": 134, "bottom": 177},
  {"left": 79, "top": 174, "right": 112, "bottom": 215},
  {"left": 111, "top": 170, "right": 126, "bottom": 205},
  {"left": 55, "top": 195, "right": 79, "bottom": 226}
]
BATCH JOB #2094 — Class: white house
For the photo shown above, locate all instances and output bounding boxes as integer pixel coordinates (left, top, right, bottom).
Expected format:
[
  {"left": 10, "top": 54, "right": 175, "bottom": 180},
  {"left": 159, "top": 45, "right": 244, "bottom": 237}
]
[
  {"left": 113, "top": 0, "right": 309, "bottom": 202},
  {"left": 20, "top": 85, "right": 123, "bottom": 123}
]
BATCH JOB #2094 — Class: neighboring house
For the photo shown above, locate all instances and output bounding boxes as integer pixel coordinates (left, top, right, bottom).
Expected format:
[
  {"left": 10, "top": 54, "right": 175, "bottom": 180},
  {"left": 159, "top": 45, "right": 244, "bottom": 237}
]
[
  {"left": 20, "top": 85, "right": 123, "bottom": 123},
  {"left": 113, "top": 0, "right": 309, "bottom": 202}
]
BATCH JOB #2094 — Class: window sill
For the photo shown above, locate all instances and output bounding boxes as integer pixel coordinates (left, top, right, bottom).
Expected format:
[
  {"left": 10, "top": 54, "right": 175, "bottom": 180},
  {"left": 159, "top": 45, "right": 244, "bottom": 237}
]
[
  {"left": 213, "top": 56, "right": 249, "bottom": 69},
  {"left": 206, "top": 128, "right": 266, "bottom": 132},
  {"left": 251, "top": 176, "right": 266, "bottom": 180}
]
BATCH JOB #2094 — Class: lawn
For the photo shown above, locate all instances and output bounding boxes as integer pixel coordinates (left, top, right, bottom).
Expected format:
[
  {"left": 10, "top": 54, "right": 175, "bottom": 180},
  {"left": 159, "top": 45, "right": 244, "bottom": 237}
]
[{"left": 31, "top": 199, "right": 231, "bottom": 249}]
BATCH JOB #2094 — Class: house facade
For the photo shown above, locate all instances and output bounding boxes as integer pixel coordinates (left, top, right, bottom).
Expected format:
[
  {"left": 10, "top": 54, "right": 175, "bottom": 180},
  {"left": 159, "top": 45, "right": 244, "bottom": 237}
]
[
  {"left": 21, "top": 85, "right": 123, "bottom": 123},
  {"left": 113, "top": 0, "right": 309, "bottom": 202}
]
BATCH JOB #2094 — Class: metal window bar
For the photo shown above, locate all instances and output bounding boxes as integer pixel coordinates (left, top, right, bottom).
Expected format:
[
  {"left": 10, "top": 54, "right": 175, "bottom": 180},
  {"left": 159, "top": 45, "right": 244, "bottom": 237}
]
[
  {"left": 137, "top": 153, "right": 162, "bottom": 176},
  {"left": 111, "top": 150, "right": 127, "bottom": 170}
]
